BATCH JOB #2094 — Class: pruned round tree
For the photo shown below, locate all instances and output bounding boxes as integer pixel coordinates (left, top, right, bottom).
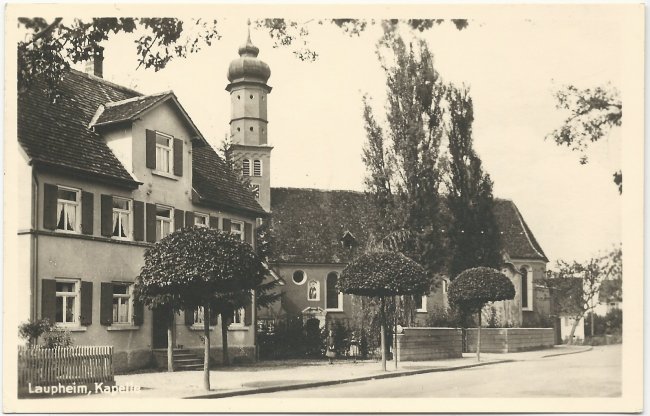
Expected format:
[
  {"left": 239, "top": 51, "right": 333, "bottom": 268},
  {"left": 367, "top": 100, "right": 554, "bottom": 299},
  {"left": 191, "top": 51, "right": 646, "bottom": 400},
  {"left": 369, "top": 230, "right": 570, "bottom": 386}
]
[
  {"left": 448, "top": 267, "right": 515, "bottom": 361},
  {"left": 134, "top": 226, "right": 267, "bottom": 391},
  {"left": 339, "top": 251, "right": 431, "bottom": 371}
]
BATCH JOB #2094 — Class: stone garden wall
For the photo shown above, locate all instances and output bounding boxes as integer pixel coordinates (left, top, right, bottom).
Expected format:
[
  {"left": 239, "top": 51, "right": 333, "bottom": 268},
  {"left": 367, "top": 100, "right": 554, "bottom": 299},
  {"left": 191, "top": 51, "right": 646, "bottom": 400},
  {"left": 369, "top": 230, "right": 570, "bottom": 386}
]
[
  {"left": 396, "top": 328, "right": 463, "bottom": 361},
  {"left": 465, "top": 328, "right": 555, "bottom": 353}
]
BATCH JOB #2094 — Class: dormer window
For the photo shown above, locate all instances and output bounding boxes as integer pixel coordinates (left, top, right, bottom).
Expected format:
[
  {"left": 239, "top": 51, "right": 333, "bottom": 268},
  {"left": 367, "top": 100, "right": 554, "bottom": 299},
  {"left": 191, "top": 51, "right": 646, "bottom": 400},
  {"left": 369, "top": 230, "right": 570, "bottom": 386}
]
[
  {"left": 155, "top": 132, "right": 173, "bottom": 174},
  {"left": 340, "top": 230, "right": 357, "bottom": 249},
  {"left": 253, "top": 160, "right": 262, "bottom": 176},
  {"left": 242, "top": 159, "right": 251, "bottom": 176}
]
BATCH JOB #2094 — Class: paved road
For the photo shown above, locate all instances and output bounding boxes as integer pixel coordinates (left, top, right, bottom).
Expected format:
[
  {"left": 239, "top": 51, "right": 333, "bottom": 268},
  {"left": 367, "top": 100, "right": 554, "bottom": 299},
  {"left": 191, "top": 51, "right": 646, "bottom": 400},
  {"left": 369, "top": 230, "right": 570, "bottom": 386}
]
[{"left": 253, "top": 345, "right": 621, "bottom": 398}]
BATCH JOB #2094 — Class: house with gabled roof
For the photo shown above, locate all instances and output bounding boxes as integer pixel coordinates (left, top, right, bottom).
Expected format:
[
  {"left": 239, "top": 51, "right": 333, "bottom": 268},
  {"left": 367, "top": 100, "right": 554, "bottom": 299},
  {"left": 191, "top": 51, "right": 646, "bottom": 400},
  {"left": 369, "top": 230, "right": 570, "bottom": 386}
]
[{"left": 16, "top": 47, "right": 267, "bottom": 371}]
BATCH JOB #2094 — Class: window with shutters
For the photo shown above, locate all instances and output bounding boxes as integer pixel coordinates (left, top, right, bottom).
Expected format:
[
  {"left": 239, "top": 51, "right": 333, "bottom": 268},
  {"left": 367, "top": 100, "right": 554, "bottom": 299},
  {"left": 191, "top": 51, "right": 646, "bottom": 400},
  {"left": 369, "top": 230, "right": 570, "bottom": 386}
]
[
  {"left": 55, "top": 279, "right": 80, "bottom": 325},
  {"left": 156, "top": 205, "right": 174, "bottom": 241},
  {"left": 253, "top": 160, "right": 262, "bottom": 176},
  {"left": 231, "top": 308, "right": 245, "bottom": 327},
  {"left": 112, "top": 283, "right": 133, "bottom": 324},
  {"left": 194, "top": 213, "right": 209, "bottom": 228},
  {"left": 242, "top": 159, "right": 251, "bottom": 176},
  {"left": 193, "top": 306, "right": 206, "bottom": 326},
  {"left": 56, "top": 186, "right": 81, "bottom": 233},
  {"left": 230, "top": 220, "right": 244, "bottom": 241},
  {"left": 112, "top": 197, "right": 132, "bottom": 240},
  {"left": 326, "top": 272, "right": 343, "bottom": 311},
  {"left": 155, "top": 132, "right": 173, "bottom": 174}
]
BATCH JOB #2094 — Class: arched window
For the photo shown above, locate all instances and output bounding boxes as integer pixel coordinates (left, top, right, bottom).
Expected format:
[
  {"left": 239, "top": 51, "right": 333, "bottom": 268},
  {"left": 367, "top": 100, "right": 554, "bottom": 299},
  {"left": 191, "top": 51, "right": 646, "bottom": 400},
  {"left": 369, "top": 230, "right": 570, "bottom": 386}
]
[
  {"left": 326, "top": 272, "right": 342, "bottom": 310},
  {"left": 520, "top": 266, "right": 532, "bottom": 310},
  {"left": 242, "top": 159, "right": 250, "bottom": 176},
  {"left": 253, "top": 160, "right": 262, "bottom": 176}
]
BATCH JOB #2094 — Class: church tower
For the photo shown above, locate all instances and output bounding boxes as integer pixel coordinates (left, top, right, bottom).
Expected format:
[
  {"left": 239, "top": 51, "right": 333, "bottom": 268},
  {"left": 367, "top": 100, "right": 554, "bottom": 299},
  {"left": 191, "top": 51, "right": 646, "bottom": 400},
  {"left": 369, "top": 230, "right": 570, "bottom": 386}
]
[{"left": 226, "top": 21, "right": 273, "bottom": 212}]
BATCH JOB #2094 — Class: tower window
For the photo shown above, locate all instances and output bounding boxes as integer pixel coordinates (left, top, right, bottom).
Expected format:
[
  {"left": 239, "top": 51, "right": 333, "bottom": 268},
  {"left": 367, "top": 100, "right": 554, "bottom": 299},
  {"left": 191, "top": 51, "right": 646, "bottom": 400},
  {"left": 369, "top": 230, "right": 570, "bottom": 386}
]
[
  {"left": 250, "top": 94, "right": 253, "bottom": 99},
  {"left": 237, "top": 95, "right": 240, "bottom": 100},
  {"left": 253, "top": 160, "right": 262, "bottom": 176},
  {"left": 249, "top": 127, "right": 254, "bottom": 132},
  {"left": 237, "top": 127, "right": 241, "bottom": 132},
  {"left": 242, "top": 159, "right": 250, "bottom": 176}
]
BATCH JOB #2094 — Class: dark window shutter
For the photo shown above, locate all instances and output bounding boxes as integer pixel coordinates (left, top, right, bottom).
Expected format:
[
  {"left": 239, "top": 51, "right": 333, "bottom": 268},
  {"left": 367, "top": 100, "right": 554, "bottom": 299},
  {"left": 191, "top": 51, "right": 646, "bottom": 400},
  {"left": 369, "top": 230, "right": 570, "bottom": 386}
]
[
  {"left": 184, "top": 308, "right": 194, "bottom": 325},
  {"left": 209, "top": 307, "right": 218, "bottom": 326},
  {"left": 244, "top": 222, "right": 253, "bottom": 245},
  {"left": 209, "top": 216, "right": 219, "bottom": 229},
  {"left": 100, "top": 194, "right": 113, "bottom": 237},
  {"left": 80, "top": 281, "right": 93, "bottom": 325},
  {"left": 81, "top": 191, "right": 94, "bottom": 235},
  {"left": 133, "top": 200, "right": 145, "bottom": 241},
  {"left": 222, "top": 218, "right": 231, "bottom": 233},
  {"left": 173, "top": 138, "right": 183, "bottom": 176},
  {"left": 41, "top": 279, "right": 57, "bottom": 322},
  {"left": 146, "top": 129, "right": 156, "bottom": 169},
  {"left": 100, "top": 283, "right": 113, "bottom": 326},
  {"left": 244, "top": 293, "right": 252, "bottom": 326},
  {"left": 133, "top": 300, "right": 145, "bottom": 326},
  {"left": 174, "top": 209, "right": 185, "bottom": 231},
  {"left": 43, "top": 184, "right": 58, "bottom": 230},
  {"left": 146, "top": 203, "right": 157, "bottom": 243},
  {"left": 185, "top": 211, "right": 195, "bottom": 227}
]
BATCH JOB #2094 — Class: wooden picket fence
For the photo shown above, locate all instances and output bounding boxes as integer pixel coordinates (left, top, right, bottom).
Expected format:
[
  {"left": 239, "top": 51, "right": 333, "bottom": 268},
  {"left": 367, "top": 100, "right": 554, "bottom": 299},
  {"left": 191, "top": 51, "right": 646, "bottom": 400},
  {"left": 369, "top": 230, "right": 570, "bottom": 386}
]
[{"left": 18, "top": 346, "right": 114, "bottom": 388}]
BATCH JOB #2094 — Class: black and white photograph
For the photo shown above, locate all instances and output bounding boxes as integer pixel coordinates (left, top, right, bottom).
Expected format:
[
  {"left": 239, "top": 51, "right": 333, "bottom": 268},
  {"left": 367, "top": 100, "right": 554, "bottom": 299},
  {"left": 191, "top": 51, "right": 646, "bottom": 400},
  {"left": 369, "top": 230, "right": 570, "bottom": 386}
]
[{"left": 4, "top": 3, "right": 644, "bottom": 413}]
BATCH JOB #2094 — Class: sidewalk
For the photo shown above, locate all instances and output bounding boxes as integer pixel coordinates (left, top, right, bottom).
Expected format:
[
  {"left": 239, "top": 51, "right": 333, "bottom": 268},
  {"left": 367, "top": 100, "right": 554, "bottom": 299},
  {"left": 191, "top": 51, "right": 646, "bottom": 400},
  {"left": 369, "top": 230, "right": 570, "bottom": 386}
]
[{"left": 103, "top": 345, "right": 591, "bottom": 399}]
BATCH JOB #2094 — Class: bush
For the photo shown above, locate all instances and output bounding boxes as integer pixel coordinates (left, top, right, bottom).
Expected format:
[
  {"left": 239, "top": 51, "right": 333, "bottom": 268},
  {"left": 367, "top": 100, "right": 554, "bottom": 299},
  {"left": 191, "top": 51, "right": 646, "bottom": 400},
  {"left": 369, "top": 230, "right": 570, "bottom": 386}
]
[
  {"left": 18, "top": 319, "right": 54, "bottom": 347},
  {"left": 257, "top": 315, "right": 325, "bottom": 360},
  {"left": 584, "top": 309, "right": 622, "bottom": 336}
]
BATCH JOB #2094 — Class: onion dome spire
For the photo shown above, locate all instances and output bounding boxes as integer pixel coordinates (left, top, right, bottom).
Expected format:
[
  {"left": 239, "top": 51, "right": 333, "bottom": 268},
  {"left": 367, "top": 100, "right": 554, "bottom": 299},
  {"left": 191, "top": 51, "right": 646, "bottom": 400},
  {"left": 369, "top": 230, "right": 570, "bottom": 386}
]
[{"left": 227, "top": 18, "right": 271, "bottom": 84}]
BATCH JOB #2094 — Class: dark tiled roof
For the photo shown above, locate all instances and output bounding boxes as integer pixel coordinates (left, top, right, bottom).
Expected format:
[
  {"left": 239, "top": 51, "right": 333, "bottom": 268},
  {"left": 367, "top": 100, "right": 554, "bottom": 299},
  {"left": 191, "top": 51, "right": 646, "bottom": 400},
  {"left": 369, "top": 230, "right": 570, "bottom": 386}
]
[
  {"left": 493, "top": 199, "right": 548, "bottom": 262},
  {"left": 269, "top": 188, "right": 380, "bottom": 264},
  {"left": 18, "top": 70, "right": 140, "bottom": 186},
  {"left": 270, "top": 188, "right": 548, "bottom": 264},
  {"left": 93, "top": 92, "right": 172, "bottom": 126},
  {"left": 192, "top": 143, "right": 266, "bottom": 215}
]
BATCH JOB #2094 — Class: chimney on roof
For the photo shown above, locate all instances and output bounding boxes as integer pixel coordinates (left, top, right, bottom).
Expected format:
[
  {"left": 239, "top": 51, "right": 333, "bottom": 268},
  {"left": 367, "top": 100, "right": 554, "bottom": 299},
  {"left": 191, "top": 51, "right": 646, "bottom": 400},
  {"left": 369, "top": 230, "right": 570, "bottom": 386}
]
[{"left": 85, "top": 46, "right": 104, "bottom": 78}]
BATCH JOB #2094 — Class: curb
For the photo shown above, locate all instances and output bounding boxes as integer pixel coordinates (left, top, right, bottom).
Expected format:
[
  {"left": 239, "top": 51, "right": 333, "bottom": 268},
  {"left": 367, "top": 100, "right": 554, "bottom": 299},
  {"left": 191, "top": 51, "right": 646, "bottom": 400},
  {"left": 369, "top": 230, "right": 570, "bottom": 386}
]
[
  {"left": 186, "top": 359, "right": 514, "bottom": 399},
  {"left": 541, "top": 346, "right": 593, "bottom": 358}
]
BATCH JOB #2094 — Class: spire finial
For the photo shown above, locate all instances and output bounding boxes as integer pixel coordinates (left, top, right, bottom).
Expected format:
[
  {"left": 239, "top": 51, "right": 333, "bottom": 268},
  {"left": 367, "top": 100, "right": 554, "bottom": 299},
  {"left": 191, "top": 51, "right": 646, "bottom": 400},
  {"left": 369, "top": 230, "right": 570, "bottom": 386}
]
[{"left": 238, "top": 18, "right": 259, "bottom": 57}]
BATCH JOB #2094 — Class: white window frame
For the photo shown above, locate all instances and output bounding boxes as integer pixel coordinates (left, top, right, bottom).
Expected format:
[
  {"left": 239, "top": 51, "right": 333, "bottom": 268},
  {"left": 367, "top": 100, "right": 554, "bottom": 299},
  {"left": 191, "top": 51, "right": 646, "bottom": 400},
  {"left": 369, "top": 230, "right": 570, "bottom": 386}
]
[
  {"left": 416, "top": 295, "right": 428, "bottom": 313},
  {"left": 307, "top": 280, "right": 320, "bottom": 302},
  {"left": 325, "top": 272, "right": 343, "bottom": 312},
  {"left": 112, "top": 282, "right": 133, "bottom": 325},
  {"left": 242, "top": 159, "right": 251, "bottom": 176},
  {"left": 111, "top": 197, "right": 133, "bottom": 240},
  {"left": 230, "top": 220, "right": 244, "bottom": 241},
  {"left": 520, "top": 265, "right": 534, "bottom": 311},
  {"left": 194, "top": 213, "right": 209, "bottom": 228},
  {"left": 230, "top": 307, "right": 246, "bottom": 327},
  {"left": 155, "top": 205, "right": 174, "bottom": 241},
  {"left": 55, "top": 278, "right": 80, "bottom": 327},
  {"left": 154, "top": 131, "right": 174, "bottom": 175},
  {"left": 55, "top": 186, "right": 81, "bottom": 234},
  {"left": 292, "top": 270, "right": 307, "bottom": 285},
  {"left": 253, "top": 159, "right": 262, "bottom": 177}
]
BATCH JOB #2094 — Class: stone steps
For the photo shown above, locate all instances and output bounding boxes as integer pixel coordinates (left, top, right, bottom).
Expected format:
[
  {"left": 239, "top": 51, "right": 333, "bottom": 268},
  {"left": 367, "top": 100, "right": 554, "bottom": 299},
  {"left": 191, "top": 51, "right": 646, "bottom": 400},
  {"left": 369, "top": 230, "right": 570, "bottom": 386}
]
[{"left": 152, "top": 348, "right": 205, "bottom": 371}]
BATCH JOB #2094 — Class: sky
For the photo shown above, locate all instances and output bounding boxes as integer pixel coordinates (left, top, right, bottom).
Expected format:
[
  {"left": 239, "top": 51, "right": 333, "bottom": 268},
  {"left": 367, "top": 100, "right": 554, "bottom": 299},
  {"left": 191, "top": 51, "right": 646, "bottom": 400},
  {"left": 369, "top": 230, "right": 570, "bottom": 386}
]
[{"left": 94, "top": 11, "right": 625, "bottom": 266}]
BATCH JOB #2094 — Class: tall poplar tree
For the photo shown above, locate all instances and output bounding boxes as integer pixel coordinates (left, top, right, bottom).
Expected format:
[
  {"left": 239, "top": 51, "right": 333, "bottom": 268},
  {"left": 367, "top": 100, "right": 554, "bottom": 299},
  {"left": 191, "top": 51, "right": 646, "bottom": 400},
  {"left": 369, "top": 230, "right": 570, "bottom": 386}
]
[
  {"left": 446, "top": 86, "right": 502, "bottom": 278},
  {"left": 362, "top": 32, "right": 446, "bottom": 278}
]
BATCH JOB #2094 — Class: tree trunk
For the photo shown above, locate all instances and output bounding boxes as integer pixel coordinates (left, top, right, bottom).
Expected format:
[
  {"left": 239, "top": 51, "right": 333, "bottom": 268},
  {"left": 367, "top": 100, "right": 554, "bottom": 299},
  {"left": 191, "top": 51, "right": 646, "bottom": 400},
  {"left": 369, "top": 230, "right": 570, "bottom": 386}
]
[
  {"left": 590, "top": 312, "right": 595, "bottom": 337},
  {"left": 394, "top": 295, "right": 398, "bottom": 370},
  {"left": 477, "top": 310, "right": 481, "bottom": 362},
  {"left": 167, "top": 307, "right": 174, "bottom": 372},
  {"left": 380, "top": 297, "right": 387, "bottom": 372},
  {"left": 221, "top": 313, "right": 230, "bottom": 366},
  {"left": 203, "top": 303, "right": 211, "bottom": 391},
  {"left": 567, "top": 314, "right": 582, "bottom": 345}
]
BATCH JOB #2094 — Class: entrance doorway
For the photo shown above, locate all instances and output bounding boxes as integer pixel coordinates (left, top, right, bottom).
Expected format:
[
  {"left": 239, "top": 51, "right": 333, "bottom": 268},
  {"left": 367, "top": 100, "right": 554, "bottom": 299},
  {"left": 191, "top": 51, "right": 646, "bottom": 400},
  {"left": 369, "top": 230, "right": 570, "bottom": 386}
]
[{"left": 152, "top": 307, "right": 172, "bottom": 349}]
